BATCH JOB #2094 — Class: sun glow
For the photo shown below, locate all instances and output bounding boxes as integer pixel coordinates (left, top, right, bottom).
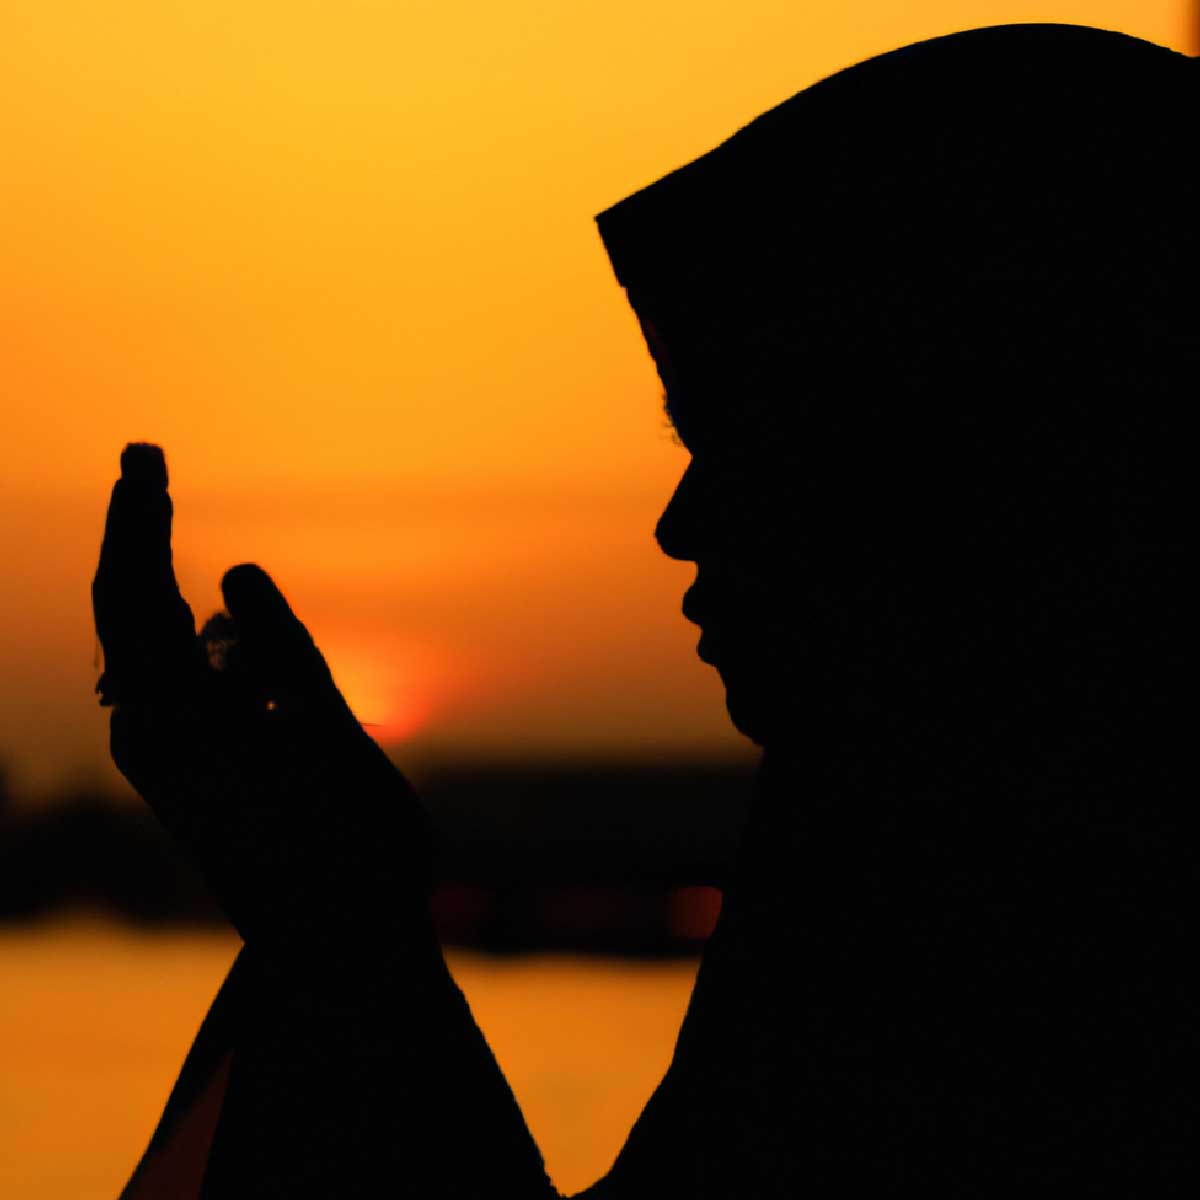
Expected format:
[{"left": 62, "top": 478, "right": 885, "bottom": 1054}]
[{"left": 321, "top": 632, "right": 450, "bottom": 744}]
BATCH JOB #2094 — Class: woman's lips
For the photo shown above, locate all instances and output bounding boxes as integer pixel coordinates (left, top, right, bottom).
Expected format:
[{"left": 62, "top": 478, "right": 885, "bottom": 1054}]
[
  {"left": 684, "top": 586, "right": 729, "bottom": 664},
  {"left": 685, "top": 589, "right": 720, "bottom": 661},
  {"left": 682, "top": 584, "right": 715, "bottom": 628}
]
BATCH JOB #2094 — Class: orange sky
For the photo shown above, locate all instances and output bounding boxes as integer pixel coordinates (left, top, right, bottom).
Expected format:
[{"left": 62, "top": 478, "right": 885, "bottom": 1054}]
[{"left": 0, "top": 1, "right": 1191, "bottom": 799}]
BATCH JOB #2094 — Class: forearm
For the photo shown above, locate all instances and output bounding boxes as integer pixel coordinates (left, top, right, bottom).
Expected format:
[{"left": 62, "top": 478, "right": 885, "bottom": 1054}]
[
  {"left": 202, "top": 913, "right": 560, "bottom": 1198},
  {"left": 120, "top": 948, "right": 250, "bottom": 1200}
]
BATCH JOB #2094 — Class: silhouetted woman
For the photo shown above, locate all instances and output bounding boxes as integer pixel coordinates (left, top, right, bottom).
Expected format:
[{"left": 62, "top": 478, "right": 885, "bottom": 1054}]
[{"left": 95, "top": 24, "right": 1197, "bottom": 1197}]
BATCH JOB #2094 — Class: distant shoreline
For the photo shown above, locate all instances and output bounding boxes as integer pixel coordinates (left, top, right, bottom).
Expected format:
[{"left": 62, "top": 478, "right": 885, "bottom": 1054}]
[{"left": 1, "top": 759, "right": 753, "bottom": 954}]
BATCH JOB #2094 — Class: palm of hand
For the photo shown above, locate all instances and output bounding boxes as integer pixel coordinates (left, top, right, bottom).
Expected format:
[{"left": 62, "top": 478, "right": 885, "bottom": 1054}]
[{"left": 93, "top": 446, "right": 429, "bottom": 949}]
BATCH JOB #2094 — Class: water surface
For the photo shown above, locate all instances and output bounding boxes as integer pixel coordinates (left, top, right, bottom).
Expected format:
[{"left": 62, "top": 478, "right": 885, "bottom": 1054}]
[{"left": 0, "top": 917, "right": 699, "bottom": 1197}]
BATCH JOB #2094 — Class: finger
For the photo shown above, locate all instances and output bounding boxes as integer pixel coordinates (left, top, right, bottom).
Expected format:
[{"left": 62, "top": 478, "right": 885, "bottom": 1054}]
[
  {"left": 92, "top": 443, "right": 200, "bottom": 705},
  {"left": 219, "top": 563, "right": 339, "bottom": 703}
]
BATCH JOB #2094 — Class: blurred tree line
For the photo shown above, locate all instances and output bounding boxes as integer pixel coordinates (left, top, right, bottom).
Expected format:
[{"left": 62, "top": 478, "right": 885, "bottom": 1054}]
[{"left": 0, "top": 759, "right": 751, "bottom": 955}]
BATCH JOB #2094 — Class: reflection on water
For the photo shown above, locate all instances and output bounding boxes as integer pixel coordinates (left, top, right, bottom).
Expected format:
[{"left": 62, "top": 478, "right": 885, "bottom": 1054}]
[{"left": 0, "top": 916, "right": 699, "bottom": 1197}]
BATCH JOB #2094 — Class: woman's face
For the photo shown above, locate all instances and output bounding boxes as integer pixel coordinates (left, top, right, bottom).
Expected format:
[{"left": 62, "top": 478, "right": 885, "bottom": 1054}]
[
  {"left": 652, "top": 376, "right": 1007, "bottom": 753},
  {"left": 654, "top": 384, "right": 885, "bottom": 748}
]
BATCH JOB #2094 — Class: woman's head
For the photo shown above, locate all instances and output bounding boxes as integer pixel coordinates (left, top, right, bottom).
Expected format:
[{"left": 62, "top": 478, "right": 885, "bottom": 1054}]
[{"left": 600, "top": 25, "right": 1196, "bottom": 765}]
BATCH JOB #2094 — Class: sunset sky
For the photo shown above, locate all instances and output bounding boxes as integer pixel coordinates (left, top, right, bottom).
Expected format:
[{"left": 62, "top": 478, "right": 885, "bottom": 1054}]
[{"left": 1, "top": 1, "right": 1192, "bottom": 800}]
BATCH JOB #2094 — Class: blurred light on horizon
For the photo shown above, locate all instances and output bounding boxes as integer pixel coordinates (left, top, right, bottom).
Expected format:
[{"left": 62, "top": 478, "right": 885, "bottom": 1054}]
[{"left": 0, "top": 1, "right": 1191, "bottom": 799}]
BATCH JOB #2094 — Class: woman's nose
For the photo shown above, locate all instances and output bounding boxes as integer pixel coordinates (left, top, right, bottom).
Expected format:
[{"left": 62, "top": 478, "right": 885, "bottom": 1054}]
[{"left": 655, "top": 460, "right": 702, "bottom": 562}]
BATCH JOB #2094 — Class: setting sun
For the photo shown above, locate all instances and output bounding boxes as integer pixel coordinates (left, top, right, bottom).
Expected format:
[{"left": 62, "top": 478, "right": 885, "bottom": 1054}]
[{"left": 321, "top": 630, "right": 447, "bottom": 742}]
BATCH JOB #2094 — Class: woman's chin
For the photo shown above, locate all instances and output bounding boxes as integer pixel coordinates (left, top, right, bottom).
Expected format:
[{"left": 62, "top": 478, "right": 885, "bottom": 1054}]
[
  {"left": 708, "top": 640, "right": 814, "bottom": 746},
  {"left": 720, "top": 673, "right": 775, "bottom": 746},
  {"left": 721, "top": 663, "right": 847, "bottom": 749}
]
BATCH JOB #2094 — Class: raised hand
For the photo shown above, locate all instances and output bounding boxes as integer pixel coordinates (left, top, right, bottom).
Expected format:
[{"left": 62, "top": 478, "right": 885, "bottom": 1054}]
[{"left": 92, "top": 444, "right": 431, "bottom": 951}]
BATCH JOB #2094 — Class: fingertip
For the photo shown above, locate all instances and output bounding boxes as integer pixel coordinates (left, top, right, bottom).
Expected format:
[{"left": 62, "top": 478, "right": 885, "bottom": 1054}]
[
  {"left": 219, "top": 562, "right": 332, "bottom": 689},
  {"left": 221, "top": 563, "right": 287, "bottom": 619},
  {"left": 120, "top": 443, "right": 168, "bottom": 489},
  {"left": 221, "top": 561, "right": 267, "bottom": 589},
  {"left": 222, "top": 561, "right": 273, "bottom": 609}
]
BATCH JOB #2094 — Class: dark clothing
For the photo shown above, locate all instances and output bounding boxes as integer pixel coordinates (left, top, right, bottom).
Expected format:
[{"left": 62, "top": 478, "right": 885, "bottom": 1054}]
[
  {"left": 122, "top": 737, "right": 1197, "bottom": 1196},
  {"left": 603, "top": 749, "right": 1197, "bottom": 1194}
]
